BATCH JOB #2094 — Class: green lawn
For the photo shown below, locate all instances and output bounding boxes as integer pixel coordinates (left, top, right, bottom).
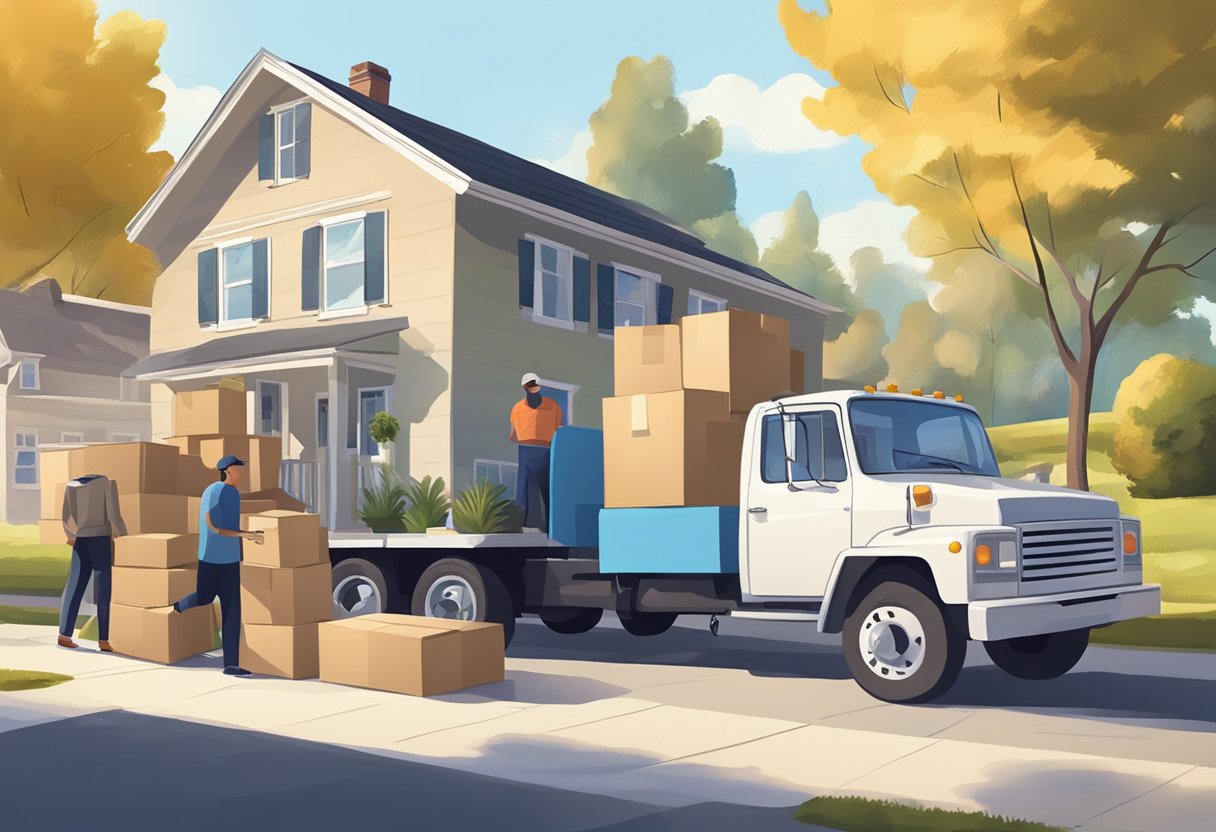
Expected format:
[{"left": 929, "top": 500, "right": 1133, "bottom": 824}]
[
  {"left": 0, "top": 605, "right": 81, "bottom": 627},
  {"left": 0, "top": 669, "right": 74, "bottom": 692},
  {"left": 794, "top": 796, "right": 1064, "bottom": 832},
  {"left": 0, "top": 523, "right": 72, "bottom": 596}
]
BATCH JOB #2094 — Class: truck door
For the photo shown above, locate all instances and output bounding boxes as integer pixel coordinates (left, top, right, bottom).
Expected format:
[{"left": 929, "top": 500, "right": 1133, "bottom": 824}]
[{"left": 745, "top": 406, "right": 851, "bottom": 599}]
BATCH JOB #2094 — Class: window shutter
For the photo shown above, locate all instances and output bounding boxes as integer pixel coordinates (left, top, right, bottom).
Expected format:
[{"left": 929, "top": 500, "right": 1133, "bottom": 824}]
[
  {"left": 301, "top": 226, "right": 321, "bottom": 312},
  {"left": 573, "top": 255, "right": 591, "bottom": 323},
  {"left": 197, "top": 249, "right": 218, "bottom": 325},
  {"left": 363, "top": 211, "right": 386, "bottom": 304},
  {"left": 294, "top": 103, "right": 311, "bottom": 178},
  {"left": 257, "top": 113, "right": 275, "bottom": 183},
  {"left": 596, "top": 263, "right": 615, "bottom": 333},
  {"left": 517, "top": 238, "right": 535, "bottom": 308},
  {"left": 656, "top": 282, "right": 674, "bottom": 325},
  {"left": 251, "top": 239, "right": 270, "bottom": 319}
]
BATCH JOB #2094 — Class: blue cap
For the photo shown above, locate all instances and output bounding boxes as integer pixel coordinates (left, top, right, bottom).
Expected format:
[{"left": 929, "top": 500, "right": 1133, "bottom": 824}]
[{"left": 216, "top": 454, "right": 246, "bottom": 471}]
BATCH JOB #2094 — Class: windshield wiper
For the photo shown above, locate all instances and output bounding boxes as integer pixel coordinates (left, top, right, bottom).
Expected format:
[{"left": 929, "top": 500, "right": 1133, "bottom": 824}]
[{"left": 892, "top": 448, "right": 973, "bottom": 474}]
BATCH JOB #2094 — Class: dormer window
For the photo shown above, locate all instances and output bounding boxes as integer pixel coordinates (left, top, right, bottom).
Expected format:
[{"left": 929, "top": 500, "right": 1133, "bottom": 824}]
[
  {"left": 19, "top": 358, "right": 40, "bottom": 390},
  {"left": 258, "top": 101, "right": 312, "bottom": 186}
]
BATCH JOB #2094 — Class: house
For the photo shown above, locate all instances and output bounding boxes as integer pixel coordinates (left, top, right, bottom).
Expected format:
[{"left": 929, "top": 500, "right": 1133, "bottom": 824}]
[
  {"left": 124, "top": 51, "right": 833, "bottom": 531},
  {"left": 0, "top": 279, "right": 152, "bottom": 524}
]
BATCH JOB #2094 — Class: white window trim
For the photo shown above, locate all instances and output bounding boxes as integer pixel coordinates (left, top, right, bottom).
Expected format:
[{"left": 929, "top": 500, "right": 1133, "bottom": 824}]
[
  {"left": 61, "top": 432, "right": 85, "bottom": 443},
  {"left": 473, "top": 458, "right": 520, "bottom": 498},
  {"left": 255, "top": 380, "right": 287, "bottom": 438},
  {"left": 536, "top": 377, "right": 579, "bottom": 424},
  {"left": 688, "top": 288, "right": 727, "bottom": 316},
  {"left": 214, "top": 236, "right": 270, "bottom": 330},
  {"left": 612, "top": 262, "right": 662, "bottom": 329},
  {"left": 269, "top": 98, "right": 309, "bottom": 186},
  {"left": 315, "top": 210, "right": 388, "bottom": 316},
  {"left": 13, "top": 428, "right": 38, "bottom": 489},
  {"left": 18, "top": 358, "right": 41, "bottom": 391},
  {"left": 356, "top": 386, "right": 392, "bottom": 457},
  {"left": 526, "top": 234, "right": 583, "bottom": 331},
  {"left": 110, "top": 432, "right": 141, "bottom": 443}
]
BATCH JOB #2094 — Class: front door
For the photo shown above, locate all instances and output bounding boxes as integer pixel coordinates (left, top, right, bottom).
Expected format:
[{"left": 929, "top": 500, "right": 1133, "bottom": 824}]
[{"left": 745, "top": 405, "right": 853, "bottom": 598}]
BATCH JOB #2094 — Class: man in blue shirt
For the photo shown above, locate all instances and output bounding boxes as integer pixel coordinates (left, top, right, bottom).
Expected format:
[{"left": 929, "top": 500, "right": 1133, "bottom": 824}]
[{"left": 172, "top": 455, "right": 264, "bottom": 675}]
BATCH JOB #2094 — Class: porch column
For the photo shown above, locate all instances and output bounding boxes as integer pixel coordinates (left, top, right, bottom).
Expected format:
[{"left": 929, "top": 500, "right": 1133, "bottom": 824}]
[{"left": 326, "top": 357, "right": 351, "bottom": 531}]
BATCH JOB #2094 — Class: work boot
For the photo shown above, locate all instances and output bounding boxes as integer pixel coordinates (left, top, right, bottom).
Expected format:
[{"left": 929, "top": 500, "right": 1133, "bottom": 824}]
[
  {"left": 57, "top": 634, "right": 78, "bottom": 649},
  {"left": 98, "top": 640, "right": 114, "bottom": 653},
  {"left": 223, "top": 666, "right": 251, "bottom": 676}
]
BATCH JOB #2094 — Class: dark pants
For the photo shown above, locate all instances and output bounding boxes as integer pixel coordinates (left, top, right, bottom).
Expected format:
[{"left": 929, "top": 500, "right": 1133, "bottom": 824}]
[
  {"left": 59, "top": 536, "right": 112, "bottom": 640},
  {"left": 176, "top": 562, "right": 241, "bottom": 668},
  {"left": 515, "top": 444, "right": 551, "bottom": 530}
]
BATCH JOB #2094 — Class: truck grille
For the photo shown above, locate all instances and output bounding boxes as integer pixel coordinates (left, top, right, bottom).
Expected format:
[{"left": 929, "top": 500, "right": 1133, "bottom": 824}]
[{"left": 1019, "top": 523, "right": 1120, "bottom": 583}]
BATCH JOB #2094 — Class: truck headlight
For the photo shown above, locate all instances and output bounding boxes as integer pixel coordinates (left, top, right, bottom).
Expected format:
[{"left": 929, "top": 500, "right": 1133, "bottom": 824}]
[
  {"left": 973, "top": 532, "right": 1018, "bottom": 582},
  {"left": 1121, "top": 519, "right": 1142, "bottom": 566}
]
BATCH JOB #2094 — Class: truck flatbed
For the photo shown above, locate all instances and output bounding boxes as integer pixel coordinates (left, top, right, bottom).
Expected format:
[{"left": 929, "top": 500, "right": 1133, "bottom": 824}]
[{"left": 327, "top": 530, "right": 564, "bottom": 550}]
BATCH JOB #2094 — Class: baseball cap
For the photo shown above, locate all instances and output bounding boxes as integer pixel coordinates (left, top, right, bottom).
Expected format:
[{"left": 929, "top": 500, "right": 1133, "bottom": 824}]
[
  {"left": 216, "top": 454, "right": 246, "bottom": 471},
  {"left": 520, "top": 372, "right": 541, "bottom": 388}
]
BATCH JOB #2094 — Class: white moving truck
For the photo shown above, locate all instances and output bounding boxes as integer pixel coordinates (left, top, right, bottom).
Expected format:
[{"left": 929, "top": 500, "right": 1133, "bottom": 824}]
[{"left": 326, "top": 389, "right": 1160, "bottom": 703}]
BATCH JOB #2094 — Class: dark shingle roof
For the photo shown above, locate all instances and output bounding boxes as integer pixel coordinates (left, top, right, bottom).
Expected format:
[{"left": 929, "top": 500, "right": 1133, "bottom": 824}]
[{"left": 291, "top": 64, "right": 807, "bottom": 298}]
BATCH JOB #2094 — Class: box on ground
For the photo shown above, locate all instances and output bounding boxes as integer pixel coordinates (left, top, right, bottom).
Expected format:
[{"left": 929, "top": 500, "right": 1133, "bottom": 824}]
[
  {"left": 364, "top": 614, "right": 504, "bottom": 690},
  {"left": 318, "top": 617, "right": 464, "bottom": 696},
  {"left": 174, "top": 388, "right": 246, "bottom": 436},
  {"left": 37, "top": 519, "right": 67, "bottom": 546},
  {"left": 109, "top": 603, "right": 213, "bottom": 664},
  {"left": 599, "top": 506, "right": 740, "bottom": 573},
  {"left": 38, "top": 449, "right": 85, "bottom": 517},
  {"left": 112, "top": 565, "right": 197, "bottom": 607},
  {"left": 176, "top": 454, "right": 215, "bottom": 497},
  {"left": 602, "top": 390, "right": 743, "bottom": 507},
  {"left": 246, "top": 435, "right": 282, "bottom": 492},
  {"left": 246, "top": 488, "right": 307, "bottom": 513},
  {"left": 119, "top": 493, "right": 191, "bottom": 535},
  {"left": 243, "top": 511, "right": 324, "bottom": 567},
  {"left": 789, "top": 348, "right": 805, "bottom": 395},
  {"left": 240, "top": 561, "right": 332, "bottom": 625},
  {"left": 614, "top": 325, "right": 682, "bottom": 396},
  {"left": 681, "top": 309, "right": 791, "bottom": 413},
  {"left": 240, "top": 622, "right": 319, "bottom": 679},
  {"left": 114, "top": 534, "right": 199, "bottom": 569},
  {"left": 80, "top": 442, "right": 178, "bottom": 496}
]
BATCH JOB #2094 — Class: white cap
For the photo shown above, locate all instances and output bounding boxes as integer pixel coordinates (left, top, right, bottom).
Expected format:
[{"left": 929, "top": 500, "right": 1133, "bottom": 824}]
[{"left": 520, "top": 372, "right": 541, "bottom": 388}]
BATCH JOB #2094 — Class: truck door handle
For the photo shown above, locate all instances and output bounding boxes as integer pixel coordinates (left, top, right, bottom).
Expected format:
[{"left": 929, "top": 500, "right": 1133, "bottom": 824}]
[{"left": 747, "top": 506, "right": 767, "bottom": 514}]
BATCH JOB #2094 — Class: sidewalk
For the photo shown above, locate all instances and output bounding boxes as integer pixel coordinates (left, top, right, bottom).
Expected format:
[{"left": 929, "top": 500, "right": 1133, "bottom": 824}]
[{"left": 1, "top": 622, "right": 1211, "bottom": 831}]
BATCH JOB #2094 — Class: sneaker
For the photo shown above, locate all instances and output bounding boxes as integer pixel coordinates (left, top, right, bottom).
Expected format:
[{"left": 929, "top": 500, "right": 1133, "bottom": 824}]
[{"left": 223, "top": 666, "right": 251, "bottom": 676}]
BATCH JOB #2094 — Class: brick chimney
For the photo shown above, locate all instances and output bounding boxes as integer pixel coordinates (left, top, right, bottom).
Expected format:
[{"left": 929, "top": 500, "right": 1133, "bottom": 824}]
[{"left": 349, "top": 61, "right": 391, "bottom": 104}]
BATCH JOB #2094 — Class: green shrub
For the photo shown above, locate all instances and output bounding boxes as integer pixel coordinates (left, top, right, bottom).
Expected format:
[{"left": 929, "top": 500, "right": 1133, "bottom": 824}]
[
  {"left": 1111, "top": 354, "right": 1216, "bottom": 498},
  {"left": 452, "top": 481, "right": 515, "bottom": 534},
  {"left": 358, "top": 463, "right": 408, "bottom": 532},
  {"left": 402, "top": 475, "right": 451, "bottom": 533},
  {"left": 794, "top": 796, "right": 1065, "bottom": 831},
  {"left": 369, "top": 411, "right": 400, "bottom": 446}
]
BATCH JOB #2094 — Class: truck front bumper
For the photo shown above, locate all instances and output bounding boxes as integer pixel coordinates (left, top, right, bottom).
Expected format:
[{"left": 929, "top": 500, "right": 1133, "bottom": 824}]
[{"left": 968, "top": 584, "right": 1161, "bottom": 642}]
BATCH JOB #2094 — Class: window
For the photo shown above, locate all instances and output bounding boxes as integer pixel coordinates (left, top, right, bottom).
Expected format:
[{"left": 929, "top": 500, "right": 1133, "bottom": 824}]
[
  {"left": 317, "top": 397, "right": 329, "bottom": 448},
  {"left": 849, "top": 399, "right": 999, "bottom": 477},
  {"left": 61, "top": 432, "right": 85, "bottom": 444},
  {"left": 688, "top": 289, "right": 727, "bottom": 316},
  {"left": 615, "top": 268, "right": 659, "bottom": 327},
  {"left": 474, "top": 459, "right": 519, "bottom": 500},
  {"left": 19, "top": 359, "right": 39, "bottom": 390},
  {"left": 324, "top": 218, "right": 366, "bottom": 312},
  {"left": 534, "top": 241, "right": 574, "bottom": 324},
  {"left": 358, "top": 388, "right": 388, "bottom": 456},
  {"left": 13, "top": 431, "right": 37, "bottom": 487},
  {"left": 221, "top": 241, "right": 255, "bottom": 323},
  {"left": 111, "top": 433, "right": 141, "bottom": 443},
  {"left": 257, "top": 382, "right": 283, "bottom": 437},
  {"left": 760, "top": 411, "right": 847, "bottom": 484},
  {"left": 275, "top": 102, "right": 309, "bottom": 183}
]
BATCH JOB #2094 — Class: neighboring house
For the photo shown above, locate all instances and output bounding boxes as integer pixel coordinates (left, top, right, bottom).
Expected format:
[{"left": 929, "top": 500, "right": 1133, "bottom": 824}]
[
  {"left": 0, "top": 279, "right": 152, "bottom": 524},
  {"left": 124, "top": 50, "right": 833, "bottom": 531}
]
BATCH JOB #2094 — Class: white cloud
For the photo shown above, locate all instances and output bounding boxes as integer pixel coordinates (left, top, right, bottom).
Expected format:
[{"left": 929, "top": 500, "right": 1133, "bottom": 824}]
[
  {"left": 679, "top": 73, "right": 844, "bottom": 154},
  {"left": 150, "top": 73, "right": 222, "bottom": 158},
  {"left": 818, "top": 200, "right": 931, "bottom": 283},
  {"left": 749, "top": 209, "right": 788, "bottom": 254},
  {"left": 533, "top": 129, "right": 593, "bottom": 180}
]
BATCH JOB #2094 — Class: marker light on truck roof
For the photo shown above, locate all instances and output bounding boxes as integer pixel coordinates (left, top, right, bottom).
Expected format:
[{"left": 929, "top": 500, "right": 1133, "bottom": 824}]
[
  {"left": 933, "top": 391, "right": 945, "bottom": 399},
  {"left": 911, "top": 388, "right": 923, "bottom": 396},
  {"left": 911, "top": 484, "right": 934, "bottom": 508},
  {"left": 954, "top": 394, "right": 965, "bottom": 403},
  {"left": 864, "top": 385, "right": 877, "bottom": 393},
  {"left": 886, "top": 384, "right": 899, "bottom": 393}
]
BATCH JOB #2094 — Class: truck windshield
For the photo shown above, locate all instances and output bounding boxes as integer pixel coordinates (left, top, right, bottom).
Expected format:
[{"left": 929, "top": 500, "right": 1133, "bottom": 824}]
[{"left": 849, "top": 399, "right": 1000, "bottom": 477}]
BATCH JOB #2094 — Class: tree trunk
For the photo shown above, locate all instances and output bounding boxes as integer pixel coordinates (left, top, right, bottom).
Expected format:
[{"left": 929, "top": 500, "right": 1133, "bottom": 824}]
[{"left": 1064, "top": 358, "right": 1096, "bottom": 491}]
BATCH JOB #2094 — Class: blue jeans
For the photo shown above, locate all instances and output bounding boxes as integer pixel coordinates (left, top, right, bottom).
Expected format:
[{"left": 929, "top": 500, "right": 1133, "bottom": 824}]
[
  {"left": 515, "top": 444, "right": 551, "bottom": 530},
  {"left": 176, "top": 561, "right": 241, "bottom": 668},
  {"left": 59, "top": 536, "right": 112, "bottom": 639}
]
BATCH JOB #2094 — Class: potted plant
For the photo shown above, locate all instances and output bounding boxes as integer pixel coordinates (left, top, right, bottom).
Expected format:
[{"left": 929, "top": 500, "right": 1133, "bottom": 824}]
[
  {"left": 451, "top": 481, "right": 524, "bottom": 534},
  {"left": 358, "top": 462, "right": 408, "bottom": 533},
  {"left": 402, "top": 475, "right": 451, "bottom": 533},
  {"left": 369, "top": 411, "right": 401, "bottom": 465}
]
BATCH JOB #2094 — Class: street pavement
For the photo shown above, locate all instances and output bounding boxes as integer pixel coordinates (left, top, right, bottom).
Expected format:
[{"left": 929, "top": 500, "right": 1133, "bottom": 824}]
[{"left": 1, "top": 614, "right": 1214, "bottom": 831}]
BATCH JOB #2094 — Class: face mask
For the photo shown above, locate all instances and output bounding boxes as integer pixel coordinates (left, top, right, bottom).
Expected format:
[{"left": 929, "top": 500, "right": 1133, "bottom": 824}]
[{"left": 526, "top": 390, "right": 542, "bottom": 408}]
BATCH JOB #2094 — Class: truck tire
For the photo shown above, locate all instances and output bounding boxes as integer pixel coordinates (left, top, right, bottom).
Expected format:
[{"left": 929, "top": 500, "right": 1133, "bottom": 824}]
[
  {"left": 618, "top": 610, "right": 678, "bottom": 637},
  {"left": 984, "top": 628, "right": 1090, "bottom": 680},
  {"left": 332, "top": 558, "right": 391, "bottom": 619},
  {"left": 411, "top": 558, "right": 517, "bottom": 647},
  {"left": 539, "top": 607, "right": 603, "bottom": 634},
  {"left": 843, "top": 580, "right": 965, "bottom": 704}
]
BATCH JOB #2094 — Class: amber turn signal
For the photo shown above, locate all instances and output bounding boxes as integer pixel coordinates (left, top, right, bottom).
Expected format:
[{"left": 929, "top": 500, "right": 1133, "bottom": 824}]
[
  {"left": 1123, "top": 531, "right": 1138, "bottom": 555},
  {"left": 911, "top": 484, "right": 934, "bottom": 508},
  {"left": 975, "top": 544, "right": 992, "bottom": 566},
  {"left": 948, "top": 540, "right": 962, "bottom": 554}
]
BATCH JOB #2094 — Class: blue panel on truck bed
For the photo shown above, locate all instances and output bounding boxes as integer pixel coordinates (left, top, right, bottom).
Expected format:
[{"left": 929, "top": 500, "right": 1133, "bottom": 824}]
[
  {"left": 548, "top": 427, "right": 605, "bottom": 547},
  {"left": 599, "top": 506, "right": 740, "bottom": 574}
]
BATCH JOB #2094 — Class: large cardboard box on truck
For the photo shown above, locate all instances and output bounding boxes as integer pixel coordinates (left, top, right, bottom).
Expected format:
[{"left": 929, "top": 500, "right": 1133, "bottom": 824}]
[
  {"left": 240, "top": 561, "right": 332, "bottom": 625},
  {"left": 174, "top": 388, "right": 246, "bottom": 437},
  {"left": 602, "top": 390, "right": 742, "bottom": 507},
  {"left": 681, "top": 309, "right": 791, "bottom": 413},
  {"left": 39, "top": 449, "right": 84, "bottom": 518},
  {"left": 364, "top": 614, "right": 504, "bottom": 689},
  {"left": 119, "top": 493, "right": 192, "bottom": 535},
  {"left": 80, "top": 442, "right": 178, "bottom": 496},
  {"left": 318, "top": 617, "right": 464, "bottom": 696},
  {"left": 114, "top": 533, "right": 198, "bottom": 569},
  {"left": 246, "top": 435, "right": 282, "bottom": 492},
  {"left": 243, "top": 511, "right": 325, "bottom": 568},
  {"left": 614, "top": 325, "right": 683, "bottom": 396},
  {"left": 240, "top": 622, "right": 319, "bottom": 679},
  {"left": 109, "top": 603, "right": 213, "bottom": 664},
  {"left": 111, "top": 565, "right": 197, "bottom": 607},
  {"left": 176, "top": 454, "right": 215, "bottom": 497}
]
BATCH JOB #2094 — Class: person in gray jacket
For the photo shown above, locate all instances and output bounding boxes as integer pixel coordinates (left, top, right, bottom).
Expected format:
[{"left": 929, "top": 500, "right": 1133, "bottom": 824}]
[{"left": 58, "top": 474, "right": 127, "bottom": 651}]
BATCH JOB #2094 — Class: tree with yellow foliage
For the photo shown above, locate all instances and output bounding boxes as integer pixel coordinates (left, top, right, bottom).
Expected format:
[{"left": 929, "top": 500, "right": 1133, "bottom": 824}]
[
  {"left": 780, "top": 0, "right": 1216, "bottom": 490},
  {"left": 0, "top": 0, "right": 171, "bottom": 303}
]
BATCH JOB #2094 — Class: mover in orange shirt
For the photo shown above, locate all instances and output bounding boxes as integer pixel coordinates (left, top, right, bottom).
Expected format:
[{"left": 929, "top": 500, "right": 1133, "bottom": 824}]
[{"left": 509, "top": 372, "right": 563, "bottom": 529}]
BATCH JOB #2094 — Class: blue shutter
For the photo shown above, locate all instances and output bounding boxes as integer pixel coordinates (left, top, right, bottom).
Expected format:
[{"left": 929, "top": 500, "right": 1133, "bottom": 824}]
[
  {"left": 596, "top": 263, "right": 615, "bottom": 333},
  {"left": 656, "top": 282, "right": 674, "bottom": 325},
  {"left": 301, "top": 226, "right": 321, "bottom": 312},
  {"left": 364, "top": 212, "right": 386, "bottom": 304},
  {"left": 197, "top": 249, "right": 218, "bottom": 325},
  {"left": 257, "top": 113, "right": 275, "bottom": 183},
  {"left": 517, "top": 238, "right": 535, "bottom": 308},
  {"left": 294, "top": 103, "right": 311, "bottom": 178},
  {"left": 251, "top": 239, "right": 269, "bottom": 319},
  {"left": 573, "top": 255, "right": 591, "bottom": 324}
]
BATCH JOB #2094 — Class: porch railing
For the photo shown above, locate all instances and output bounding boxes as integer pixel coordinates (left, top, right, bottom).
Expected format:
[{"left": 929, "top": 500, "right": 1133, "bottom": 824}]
[{"left": 280, "top": 460, "right": 319, "bottom": 514}]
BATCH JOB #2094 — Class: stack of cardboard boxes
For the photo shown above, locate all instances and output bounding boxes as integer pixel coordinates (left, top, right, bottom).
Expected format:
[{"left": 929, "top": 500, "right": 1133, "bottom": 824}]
[{"left": 603, "top": 309, "right": 803, "bottom": 508}]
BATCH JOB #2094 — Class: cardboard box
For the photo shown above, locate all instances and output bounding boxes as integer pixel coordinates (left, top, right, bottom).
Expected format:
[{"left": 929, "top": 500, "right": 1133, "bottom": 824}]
[
  {"left": 318, "top": 617, "right": 464, "bottom": 696},
  {"left": 246, "top": 488, "right": 307, "bottom": 513},
  {"left": 246, "top": 435, "right": 282, "bottom": 492},
  {"left": 119, "top": 493, "right": 191, "bottom": 535},
  {"left": 174, "top": 388, "right": 246, "bottom": 437},
  {"left": 39, "top": 449, "right": 85, "bottom": 518},
  {"left": 790, "top": 348, "right": 805, "bottom": 395},
  {"left": 614, "top": 324, "right": 683, "bottom": 396},
  {"left": 602, "top": 390, "right": 741, "bottom": 507},
  {"left": 194, "top": 435, "right": 250, "bottom": 471},
  {"left": 240, "top": 561, "right": 332, "bottom": 625},
  {"left": 186, "top": 496, "right": 201, "bottom": 534},
  {"left": 365, "top": 614, "right": 504, "bottom": 689},
  {"left": 80, "top": 442, "right": 179, "bottom": 496},
  {"left": 41, "top": 481, "right": 67, "bottom": 522},
  {"left": 681, "top": 309, "right": 792, "bottom": 412},
  {"left": 240, "top": 622, "right": 320, "bottom": 679},
  {"left": 109, "top": 603, "right": 213, "bottom": 664},
  {"left": 38, "top": 519, "right": 68, "bottom": 546},
  {"left": 243, "top": 511, "right": 325, "bottom": 568},
  {"left": 112, "top": 565, "right": 197, "bottom": 607},
  {"left": 113, "top": 533, "right": 199, "bottom": 569},
  {"left": 176, "top": 454, "right": 215, "bottom": 497}
]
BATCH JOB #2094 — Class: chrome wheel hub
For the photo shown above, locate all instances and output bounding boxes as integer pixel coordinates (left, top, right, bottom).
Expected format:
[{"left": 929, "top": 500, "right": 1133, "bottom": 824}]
[
  {"left": 424, "top": 576, "right": 477, "bottom": 620},
  {"left": 332, "top": 575, "right": 382, "bottom": 619},
  {"left": 859, "top": 605, "right": 926, "bottom": 679}
]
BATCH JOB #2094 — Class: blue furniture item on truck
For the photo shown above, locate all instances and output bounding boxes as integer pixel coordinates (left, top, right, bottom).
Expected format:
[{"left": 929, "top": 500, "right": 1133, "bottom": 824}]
[
  {"left": 547, "top": 426, "right": 604, "bottom": 547},
  {"left": 599, "top": 506, "right": 740, "bottom": 574}
]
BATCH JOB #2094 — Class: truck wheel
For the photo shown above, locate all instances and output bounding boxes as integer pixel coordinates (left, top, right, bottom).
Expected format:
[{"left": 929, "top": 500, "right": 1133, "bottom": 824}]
[
  {"left": 332, "top": 558, "right": 390, "bottom": 619},
  {"left": 411, "top": 558, "right": 517, "bottom": 647},
  {"left": 618, "top": 610, "right": 678, "bottom": 637},
  {"left": 843, "top": 580, "right": 965, "bottom": 704},
  {"left": 984, "top": 628, "right": 1090, "bottom": 680},
  {"left": 539, "top": 607, "right": 603, "bottom": 634}
]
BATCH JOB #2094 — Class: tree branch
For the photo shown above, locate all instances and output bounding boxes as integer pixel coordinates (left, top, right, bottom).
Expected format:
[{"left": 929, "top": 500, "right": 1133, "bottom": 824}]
[
  {"left": 874, "top": 65, "right": 910, "bottom": 114},
  {"left": 12, "top": 206, "right": 114, "bottom": 286},
  {"left": 1095, "top": 221, "right": 1171, "bottom": 339},
  {"left": 16, "top": 177, "right": 31, "bottom": 219}
]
